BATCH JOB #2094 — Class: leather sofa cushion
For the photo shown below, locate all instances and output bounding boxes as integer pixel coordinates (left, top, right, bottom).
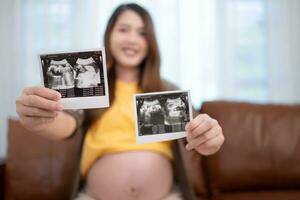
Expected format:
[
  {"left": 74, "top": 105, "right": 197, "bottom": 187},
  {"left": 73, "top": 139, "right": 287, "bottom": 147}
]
[
  {"left": 200, "top": 102, "right": 300, "bottom": 193},
  {"left": 5, "top": 118, "right": 83, "bottom": 200},
  {"left": 211, "top": 190, "right": 300, "bottom": 200}
]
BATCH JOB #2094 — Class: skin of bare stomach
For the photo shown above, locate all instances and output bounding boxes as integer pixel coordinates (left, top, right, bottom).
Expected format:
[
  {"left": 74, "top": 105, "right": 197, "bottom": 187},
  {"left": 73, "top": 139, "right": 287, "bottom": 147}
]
[{"left": 86, "top": 151, "right": 173, "bottom": 200}]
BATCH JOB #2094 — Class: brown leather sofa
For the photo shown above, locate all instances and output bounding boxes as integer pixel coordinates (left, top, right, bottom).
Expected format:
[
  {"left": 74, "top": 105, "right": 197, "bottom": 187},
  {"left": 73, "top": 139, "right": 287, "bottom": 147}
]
[{"left": 1, "top": 101, "right": 300, "bottom": 200}]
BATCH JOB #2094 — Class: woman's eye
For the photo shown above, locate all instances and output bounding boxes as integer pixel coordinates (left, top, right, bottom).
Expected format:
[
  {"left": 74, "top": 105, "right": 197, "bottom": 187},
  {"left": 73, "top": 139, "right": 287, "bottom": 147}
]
[
  {"left": 139, "top": 31, "right": 146, "bottom": 36},
  {"left": 118, "top": 28, "right": 128, "bottom": 33}
]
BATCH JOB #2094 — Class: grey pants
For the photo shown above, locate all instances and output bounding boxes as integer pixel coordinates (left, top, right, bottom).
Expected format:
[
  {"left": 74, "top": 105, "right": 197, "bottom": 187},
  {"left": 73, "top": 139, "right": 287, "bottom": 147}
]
[{"left": 74, "top": 185, "right": 183, "bottom": 200}]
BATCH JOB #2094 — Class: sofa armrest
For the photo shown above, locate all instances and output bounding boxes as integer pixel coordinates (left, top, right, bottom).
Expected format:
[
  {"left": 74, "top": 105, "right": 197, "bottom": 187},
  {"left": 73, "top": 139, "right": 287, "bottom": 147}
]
[
  {"left": 0, "top": 158, "right": 5, "bottom": 199},
  {"left": 174, "top": 139, "right": 209, "bottom": 199}
]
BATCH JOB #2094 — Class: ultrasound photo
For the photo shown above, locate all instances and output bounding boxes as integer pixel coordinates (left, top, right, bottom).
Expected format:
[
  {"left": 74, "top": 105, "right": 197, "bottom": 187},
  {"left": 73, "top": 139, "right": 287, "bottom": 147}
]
[
  {"left": 134, "top": 90, "right": 192, "bottom": 144},
  {"left": 39, "top": 49, "right": 109, "bottom": 110}
]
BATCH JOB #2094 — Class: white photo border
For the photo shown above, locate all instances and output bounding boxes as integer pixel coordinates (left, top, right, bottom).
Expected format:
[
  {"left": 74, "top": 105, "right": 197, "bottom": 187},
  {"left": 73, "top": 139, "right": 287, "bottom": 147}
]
[
  {"left": 134, "top": 90, "right": 193, "bottom": 144},
  {"left": 38, "top": 48, "right": 109, "bottom": 110}
]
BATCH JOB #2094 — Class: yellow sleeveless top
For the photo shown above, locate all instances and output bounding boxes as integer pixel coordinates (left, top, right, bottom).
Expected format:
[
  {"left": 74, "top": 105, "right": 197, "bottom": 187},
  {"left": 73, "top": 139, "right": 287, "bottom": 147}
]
[{"left": 80, "top": 80, "right": 173, "bottom": 177}]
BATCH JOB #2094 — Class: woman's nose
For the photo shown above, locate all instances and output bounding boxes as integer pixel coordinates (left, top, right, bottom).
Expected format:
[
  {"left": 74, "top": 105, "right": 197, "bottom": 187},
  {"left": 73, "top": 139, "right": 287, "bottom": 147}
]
[{"left": 127, "top": 31, "right": 138, "bottom": 43}]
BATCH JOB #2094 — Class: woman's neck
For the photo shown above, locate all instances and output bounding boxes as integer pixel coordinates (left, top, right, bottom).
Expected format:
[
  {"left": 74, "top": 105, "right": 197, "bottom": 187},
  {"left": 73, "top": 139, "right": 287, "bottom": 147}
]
[{"left": 115, "top": 65, "right": 139, "bottom": 83}]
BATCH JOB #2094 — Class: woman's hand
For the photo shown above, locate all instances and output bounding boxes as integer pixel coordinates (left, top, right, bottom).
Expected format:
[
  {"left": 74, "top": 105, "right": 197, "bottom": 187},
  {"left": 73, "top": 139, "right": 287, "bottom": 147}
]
[
  {"left": 185, "top": 114, "right": 224, "bottom": 155},
  {"left": 16, "top": 86, "right": 63, "bottom": 132}
]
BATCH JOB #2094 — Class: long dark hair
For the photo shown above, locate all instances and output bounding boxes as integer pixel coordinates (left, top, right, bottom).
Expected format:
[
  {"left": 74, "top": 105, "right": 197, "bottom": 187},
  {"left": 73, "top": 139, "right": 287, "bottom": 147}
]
[{"left": 85, "top": 3, "right": 163, "bottom": 126}]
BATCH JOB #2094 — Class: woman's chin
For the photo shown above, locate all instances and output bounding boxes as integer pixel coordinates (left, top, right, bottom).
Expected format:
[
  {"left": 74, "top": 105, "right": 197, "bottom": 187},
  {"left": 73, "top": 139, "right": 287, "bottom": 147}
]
[
  {"left": 117, "top": 56, "right": 145, "bottom": 68},
  {"left": 118, "top": 62, "right": 141, "bottom": 69}
]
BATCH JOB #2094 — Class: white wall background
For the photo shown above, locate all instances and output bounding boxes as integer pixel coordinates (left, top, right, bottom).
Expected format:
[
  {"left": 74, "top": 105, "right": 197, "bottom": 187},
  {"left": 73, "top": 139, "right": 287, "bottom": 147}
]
[{"left": 1, "top": 0, "right": 300, "bottom": 158}]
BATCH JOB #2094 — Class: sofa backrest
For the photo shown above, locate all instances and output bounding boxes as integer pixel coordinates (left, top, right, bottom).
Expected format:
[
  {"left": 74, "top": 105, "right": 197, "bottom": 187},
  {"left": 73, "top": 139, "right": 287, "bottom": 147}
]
[
  {"left": 200, "top": 101, "right": 300, "bottom": 195},
  {"left": 5, "top": 118, "right": 83, "bottom": 200}
]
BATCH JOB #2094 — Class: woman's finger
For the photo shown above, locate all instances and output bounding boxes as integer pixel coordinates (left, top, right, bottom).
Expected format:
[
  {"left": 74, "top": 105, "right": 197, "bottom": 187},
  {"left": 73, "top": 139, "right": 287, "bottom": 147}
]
[
  {"left": 186, "top": 117, "right": 218, "bottom": 139},
  {"left": 22, "top": 86, "right": 61, "bottom": 100},
  {"left": 186, "top": 126, "right": 221, "bottom": 150},
  {"left": 17, "top": 105, "right": 59, "bottom": 118},
  {"left": 195, "top": 134, "right": 225, "bottom": 155},
  {"left": 185, "top": 114, "right": 206, "bottom": 132},
  {"left": 20, "top": 95, "right": 63, "bottom": 111},
  {"left": 20, "top": 116, "right": 56, "bottom": 131}
]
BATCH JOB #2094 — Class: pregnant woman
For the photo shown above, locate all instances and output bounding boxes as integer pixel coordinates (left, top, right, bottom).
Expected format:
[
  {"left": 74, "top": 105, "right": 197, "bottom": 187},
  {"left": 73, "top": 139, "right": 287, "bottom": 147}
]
[{"left": 16, "top": 3, "right": 224, "bottom": 200}]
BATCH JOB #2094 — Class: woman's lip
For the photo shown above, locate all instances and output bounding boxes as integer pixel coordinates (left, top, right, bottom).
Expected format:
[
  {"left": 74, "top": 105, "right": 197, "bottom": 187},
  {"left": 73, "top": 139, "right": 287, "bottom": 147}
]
[{"left": 122, "top": 48, "right": 138, "bottom": 56}]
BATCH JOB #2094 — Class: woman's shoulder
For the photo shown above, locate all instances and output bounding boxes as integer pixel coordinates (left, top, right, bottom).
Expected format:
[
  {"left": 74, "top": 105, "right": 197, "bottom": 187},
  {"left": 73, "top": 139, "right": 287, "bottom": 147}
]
[{"left": 161, "top": 79, "right": 179, "bottom": 91}]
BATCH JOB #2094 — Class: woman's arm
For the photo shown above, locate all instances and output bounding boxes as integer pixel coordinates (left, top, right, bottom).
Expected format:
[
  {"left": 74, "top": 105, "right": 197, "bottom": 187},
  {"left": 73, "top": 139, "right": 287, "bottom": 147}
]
[
  {"left": 16, "top": 86, "right": 77, "bottom": 140},
  {"left": 35, "top": 111, "right": 77, "bottom": 140}
]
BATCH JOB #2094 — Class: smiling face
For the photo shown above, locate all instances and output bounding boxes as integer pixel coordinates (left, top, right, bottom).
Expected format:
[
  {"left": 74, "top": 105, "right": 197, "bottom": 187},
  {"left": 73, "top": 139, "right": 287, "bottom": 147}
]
[{"left": 109, "top": 10, "right": 148, "bottom": 70}]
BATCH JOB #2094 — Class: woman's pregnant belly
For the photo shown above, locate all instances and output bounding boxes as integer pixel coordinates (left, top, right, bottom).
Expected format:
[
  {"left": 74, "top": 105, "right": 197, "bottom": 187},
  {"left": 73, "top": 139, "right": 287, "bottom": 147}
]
[{"left": 86, "top": 151, "right": 173, "bottom": 200}]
